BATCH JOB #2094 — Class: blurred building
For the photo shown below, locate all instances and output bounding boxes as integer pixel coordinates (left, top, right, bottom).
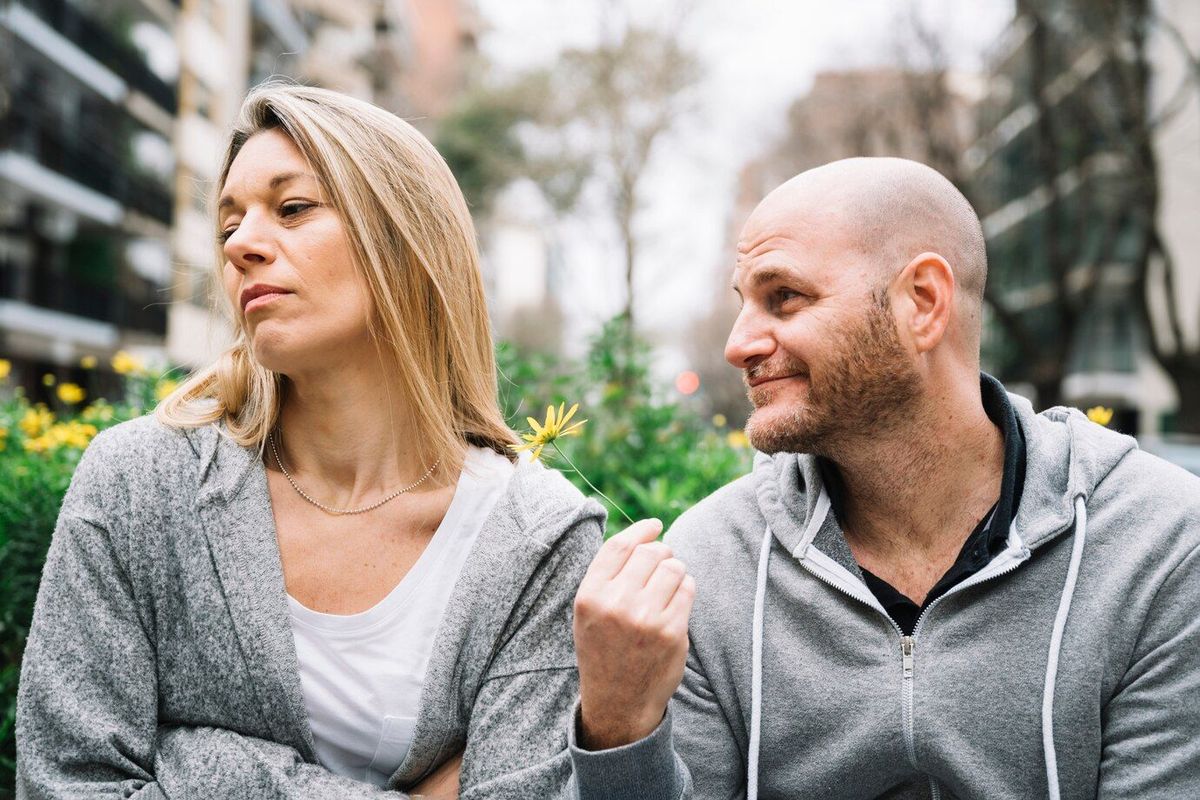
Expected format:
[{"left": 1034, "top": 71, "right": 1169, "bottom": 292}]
[
  {"left": 967, "top": 0, "right": 1200, "bottom": 435},
  {"left": 1, "top": 0, "right": 179, "bottom": 401},
  {"left": 739, "top": 68, "right": 981, "bottom": 219}
]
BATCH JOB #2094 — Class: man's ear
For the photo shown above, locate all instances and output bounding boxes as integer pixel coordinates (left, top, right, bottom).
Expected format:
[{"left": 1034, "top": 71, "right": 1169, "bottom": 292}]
[{"left": 897, "top": 252, "right": 955, "bottom": 354}]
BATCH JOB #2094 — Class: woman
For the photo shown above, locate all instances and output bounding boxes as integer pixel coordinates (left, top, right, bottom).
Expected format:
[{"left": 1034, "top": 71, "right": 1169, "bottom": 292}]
[{"left": 16, "top": 84, "right": 604, "bottom": 798}]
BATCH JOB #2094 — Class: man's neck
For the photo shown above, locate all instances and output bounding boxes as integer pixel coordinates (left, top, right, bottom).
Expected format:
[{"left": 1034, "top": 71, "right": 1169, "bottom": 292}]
[{"left": 830, "top": 380, "right": 1006, "bottom": 602}]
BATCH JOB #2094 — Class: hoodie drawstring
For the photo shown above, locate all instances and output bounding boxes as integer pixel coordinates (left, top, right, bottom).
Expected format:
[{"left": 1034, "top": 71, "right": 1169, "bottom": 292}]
[
  {"left": 1042, "top": 495, "right": 1088, "bottom": 800},
  {"left": 747, "top": 525, "right": 773, "bottom": 800}
]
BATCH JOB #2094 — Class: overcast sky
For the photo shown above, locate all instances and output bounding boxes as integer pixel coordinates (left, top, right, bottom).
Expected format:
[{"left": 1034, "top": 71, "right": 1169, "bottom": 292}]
[{"left": 474, "top": 0, "right": 1015, "bottom": 367}]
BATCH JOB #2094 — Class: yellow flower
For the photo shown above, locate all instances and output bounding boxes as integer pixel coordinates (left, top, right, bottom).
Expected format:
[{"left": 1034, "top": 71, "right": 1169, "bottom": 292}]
[
  {"left": 727, "top": 430, "right": 750, "bottom": 449},
  {"left": 42, "top": 373, "right": 56, "bottom": 386},
  {"left": 111, "top": 350, "right": 145, "bottom": 375},
  {"left": 20, "top": 405, "right": 55, "bottom": 437},
  {"left": 1086, "top": 406, "right": 1114, "bottom": 427},
  {"left": 82, "top": 400, "right": 116, "bottom": 422},
  {"left": 511, "top": 402, "right": 587, "bottom": 463},
  {"left": 154, "top": 378, "right": 180, "bottom": 402},
  {"left": 57, "top": 382, "right": 86, "bottom": 405},
  {"left": 0, "top": 427, "right": 7, "bottom": 452},
  {"left": 0, "top": 358, "right": 10, "bottom": 380},
  {"left": 712, "top": 413, "right": 727, "bottom": 428},
  {"left": 80, "top": 355, "right": 97, "bottom": 369},
  {"left": 23, "top": 420, "right": 98, "bottom": 453}
]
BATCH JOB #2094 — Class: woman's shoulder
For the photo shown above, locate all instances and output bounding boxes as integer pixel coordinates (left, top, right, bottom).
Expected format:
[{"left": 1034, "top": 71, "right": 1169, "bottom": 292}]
[
  {"left": 497, "top": 458, "right": 608, "bottom": 550},
  {"left": 75, "top": 415, "right": 219, "bottom": 501},
  {"left": 86, "top": 414, "right": 206, "bottom": 466}
]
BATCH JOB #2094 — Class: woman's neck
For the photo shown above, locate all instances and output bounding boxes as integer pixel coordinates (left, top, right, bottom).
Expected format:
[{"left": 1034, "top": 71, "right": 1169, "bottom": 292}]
[{"left": 271, "top": 356, "right": 446, "bottom": 507}]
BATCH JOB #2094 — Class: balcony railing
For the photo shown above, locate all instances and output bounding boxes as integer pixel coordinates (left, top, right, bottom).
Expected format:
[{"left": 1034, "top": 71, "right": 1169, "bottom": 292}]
[
  {"left": 2, "top": 102, "right": 174, "bottom": 225},
  {"left": 18, "top": 0, "right": 178, "bottom": 112},
  {"left": 0, "top": 258, "right": 169, "bottom": 336}
]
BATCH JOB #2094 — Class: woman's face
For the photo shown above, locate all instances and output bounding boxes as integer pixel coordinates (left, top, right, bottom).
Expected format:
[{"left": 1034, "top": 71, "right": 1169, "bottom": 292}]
[{"left": 218, "top": 129, "right": 373, "bottom": 374}]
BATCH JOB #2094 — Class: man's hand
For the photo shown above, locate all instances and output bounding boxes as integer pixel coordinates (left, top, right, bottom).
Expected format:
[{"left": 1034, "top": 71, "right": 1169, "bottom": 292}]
[
  {"left": 411, "top": 751, "right": 461, "bottom": 799},
  {"left": 573, "top": 519, "right": 695, "bottom": 751}
]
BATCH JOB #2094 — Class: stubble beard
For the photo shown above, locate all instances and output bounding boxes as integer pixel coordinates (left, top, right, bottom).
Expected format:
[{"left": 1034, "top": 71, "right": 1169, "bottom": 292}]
[{"left": 744, "top": 293, "right": 922, "bottom": 457}]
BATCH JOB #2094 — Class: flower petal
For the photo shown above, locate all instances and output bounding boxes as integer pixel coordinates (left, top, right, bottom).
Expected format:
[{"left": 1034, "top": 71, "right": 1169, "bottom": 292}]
[{"left": 561, "top": 403, "right": 579, "bottom": 427}]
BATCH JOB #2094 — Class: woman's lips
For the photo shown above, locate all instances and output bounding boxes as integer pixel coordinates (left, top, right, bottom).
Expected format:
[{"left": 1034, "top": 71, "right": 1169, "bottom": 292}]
[{"left": 244, "top": 291, "right": 290, "bottom": 314}]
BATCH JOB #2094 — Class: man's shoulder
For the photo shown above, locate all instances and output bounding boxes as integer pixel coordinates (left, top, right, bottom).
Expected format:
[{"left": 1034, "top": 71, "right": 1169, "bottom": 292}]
[
  {"left": 665, "top": 471, "right": 763, "bottom": 566},
  {"left": 1097, "top": 446, "right": 1200, "bottom": 530}
]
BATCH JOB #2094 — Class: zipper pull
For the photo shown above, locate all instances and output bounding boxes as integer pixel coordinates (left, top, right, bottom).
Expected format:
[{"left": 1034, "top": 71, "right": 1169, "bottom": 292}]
[{"left": 902, "top": 636, "right": 915, "bottom": 678}]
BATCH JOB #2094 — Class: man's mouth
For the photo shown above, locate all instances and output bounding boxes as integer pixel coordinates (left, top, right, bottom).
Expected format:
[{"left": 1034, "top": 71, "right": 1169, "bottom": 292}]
[{"left": 746, "top": 373, "right": 803, "bottom": 389}]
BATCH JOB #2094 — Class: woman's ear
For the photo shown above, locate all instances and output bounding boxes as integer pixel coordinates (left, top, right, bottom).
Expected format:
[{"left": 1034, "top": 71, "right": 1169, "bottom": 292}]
[{"left": 897, "top": 251, "right": 955, "bottom": 354}]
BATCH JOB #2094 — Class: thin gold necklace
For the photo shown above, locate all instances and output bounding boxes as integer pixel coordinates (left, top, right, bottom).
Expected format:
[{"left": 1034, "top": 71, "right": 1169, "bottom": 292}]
[{"left": 268, "top": 430, "right": 439, "bottom": 516}]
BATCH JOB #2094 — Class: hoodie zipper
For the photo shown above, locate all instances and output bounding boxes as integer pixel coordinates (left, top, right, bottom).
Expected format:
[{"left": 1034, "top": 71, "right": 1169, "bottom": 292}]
[{"left": 797, "top": 540, "right": 1030, "bottom": 775}]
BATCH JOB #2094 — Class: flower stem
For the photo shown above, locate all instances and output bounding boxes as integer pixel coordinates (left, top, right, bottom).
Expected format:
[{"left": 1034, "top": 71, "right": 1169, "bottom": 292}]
[{"left": 551, "top": 441, "right": 635, "bottom": 525}]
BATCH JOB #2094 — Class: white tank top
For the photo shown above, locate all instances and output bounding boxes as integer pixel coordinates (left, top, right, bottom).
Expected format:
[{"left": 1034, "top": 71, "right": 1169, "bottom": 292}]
[{"left": 287, "top": 446, "right": 515, "bottom": 786}]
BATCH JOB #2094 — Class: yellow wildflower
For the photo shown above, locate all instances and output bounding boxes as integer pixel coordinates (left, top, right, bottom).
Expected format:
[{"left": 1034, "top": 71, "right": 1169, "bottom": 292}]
[
  {"left": 155, "top": 378, "right": 180, "bottom": 402},
  {"left": 80, "top": 355, "right": 97, "bottom": 369},
  {"left": 82, "top": 400, "right": 116, "bottom": 423},
  {"left": 511, "top": 400, "right": 634, "bottom": 524},
  {"left": 111, "top": 350, "right": 145, "bottom": 375},
  {"left": 42, "top": 373, "right": 56, "bottom": 387},
  {"left": 0, "top": 358, "right": 10, "bottom": 380},
  {"left": 511, "top": 402, "right": 586, "bottom": 463},
  {"left": 24, "top": 420, "right": 98, "bottom": 453},
  {"left": 1086, "top": 406, "right": 1114, "bottom": 427},
  {"left": 0, "top": 427, "right": 7, "bottom": 451},
  {"left": 727, "top": 430, "right": 750, "bottom": 449},
  {"left": 712, "top": 413, "right": 727, "bottom": 428},
  {"left": 20, "top": 405, "right": 55, "bottom": 437},
  {"left": 57, "top": 382, "right": 86, "bottom": 405}
]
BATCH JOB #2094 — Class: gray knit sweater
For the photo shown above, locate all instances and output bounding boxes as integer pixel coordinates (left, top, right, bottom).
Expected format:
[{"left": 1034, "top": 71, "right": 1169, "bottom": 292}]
[{"left": 16, "top": 415, "right": 604, "bottom": 799}]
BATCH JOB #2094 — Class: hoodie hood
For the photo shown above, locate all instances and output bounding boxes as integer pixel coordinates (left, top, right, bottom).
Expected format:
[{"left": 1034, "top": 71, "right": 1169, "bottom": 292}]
[{"left": 751, "top": 390, "right": 1139, "bottom": 557}]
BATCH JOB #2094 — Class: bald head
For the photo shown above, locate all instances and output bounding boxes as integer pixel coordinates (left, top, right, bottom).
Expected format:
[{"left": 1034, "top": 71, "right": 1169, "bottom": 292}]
[{"left": 752, "top": 158, "right": 987, "bottom": 343}]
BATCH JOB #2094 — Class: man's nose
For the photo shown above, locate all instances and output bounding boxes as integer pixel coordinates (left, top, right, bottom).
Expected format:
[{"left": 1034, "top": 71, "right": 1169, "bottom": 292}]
[{"left": 725, "top": 310, "right": 774, "bottom": 369}]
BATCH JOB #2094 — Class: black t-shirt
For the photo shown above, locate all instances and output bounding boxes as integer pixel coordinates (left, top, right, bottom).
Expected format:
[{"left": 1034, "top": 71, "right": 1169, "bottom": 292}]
[{"left": 818, "top": 374, "right": 1026, "bottom": 635}]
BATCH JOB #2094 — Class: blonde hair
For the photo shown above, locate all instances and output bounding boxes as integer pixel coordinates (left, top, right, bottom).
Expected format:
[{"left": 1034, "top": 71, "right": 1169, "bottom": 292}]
[{"left": 156, "top": 83, "right": 516, "bottom": 473}]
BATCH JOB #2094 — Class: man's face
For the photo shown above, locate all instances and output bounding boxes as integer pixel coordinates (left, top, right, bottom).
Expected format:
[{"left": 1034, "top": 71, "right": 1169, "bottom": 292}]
[{"left": 726, "top": 204, "right": 921, "bottom": 456}]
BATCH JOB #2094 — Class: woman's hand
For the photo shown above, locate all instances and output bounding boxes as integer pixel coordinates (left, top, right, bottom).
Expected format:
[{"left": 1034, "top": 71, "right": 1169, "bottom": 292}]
[
  {"left": 572, "top": 519, "right": 696, "bottom": 751},
  {"left": 410, "top": 751, "right": 462, "bottom": 799}
]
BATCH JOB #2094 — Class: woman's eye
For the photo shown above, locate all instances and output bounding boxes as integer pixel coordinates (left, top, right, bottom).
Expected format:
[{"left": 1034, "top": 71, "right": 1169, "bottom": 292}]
[
  {"left": 280, "top": 202, "right": 314, "bottom": 217},
  {"left": 217, "top": 228, "right": 236, "bottom": 243}
]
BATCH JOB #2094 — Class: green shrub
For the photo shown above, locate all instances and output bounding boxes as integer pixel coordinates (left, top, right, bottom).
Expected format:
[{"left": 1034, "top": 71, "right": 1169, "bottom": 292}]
[{"left": 498, "top": 318, "right": 752, "bottom": 532}]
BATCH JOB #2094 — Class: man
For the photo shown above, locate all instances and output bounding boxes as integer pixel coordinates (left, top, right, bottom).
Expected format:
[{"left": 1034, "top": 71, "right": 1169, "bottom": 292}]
[{"left": 569, "top": 158, "right": 1200, "bottom": 798}]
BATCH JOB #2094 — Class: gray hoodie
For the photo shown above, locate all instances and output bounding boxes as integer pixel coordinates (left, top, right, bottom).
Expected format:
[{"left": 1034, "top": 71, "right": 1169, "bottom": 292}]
[
  {"left": 17, "top": 415, "right": 604, "bottom": 799},
  {"left": 570, "top": 394, "right": 1200, "bottom": 799}
]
